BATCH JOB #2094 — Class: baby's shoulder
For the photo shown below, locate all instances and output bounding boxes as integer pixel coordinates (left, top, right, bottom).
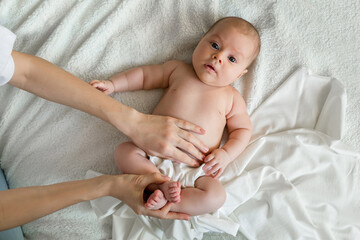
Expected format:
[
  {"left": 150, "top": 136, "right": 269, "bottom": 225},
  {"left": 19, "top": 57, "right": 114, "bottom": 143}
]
[
  {"left": 165, "top": 60, "right": 193, "bottom": 82},
  {"left": 163, "top": 60, "right": 191, "bottom": 75},
  {"left": 164, "top": 59, "right": 188, "bottom": 69},
  {"left": 161, "top": 60, "right": 187, "bottom": 84},
  {"left": 227, "top": 86, "right": 246, "bottom": 108},
  {"left": 228, "top": 86, "right": 244, "bottom": 98}
]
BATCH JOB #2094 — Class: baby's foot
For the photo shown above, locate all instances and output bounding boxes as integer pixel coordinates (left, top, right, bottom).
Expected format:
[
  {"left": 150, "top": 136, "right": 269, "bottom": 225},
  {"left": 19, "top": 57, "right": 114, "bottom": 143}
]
[
  {"left": 145, "top": 189, "right": 167, "bottom": 210},
  {"left": 159, "top": 181, "right": 181, "bottom": 203}
]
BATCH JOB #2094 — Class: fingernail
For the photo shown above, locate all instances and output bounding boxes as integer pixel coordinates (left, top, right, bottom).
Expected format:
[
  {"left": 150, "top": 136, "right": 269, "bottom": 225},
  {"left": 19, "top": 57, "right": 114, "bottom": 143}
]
[
  {"left": 203, "top": 147, "right": 209, "bottom": 153},
  {"left": 200, "top": 128, "right": 206, "bottom": 134}
]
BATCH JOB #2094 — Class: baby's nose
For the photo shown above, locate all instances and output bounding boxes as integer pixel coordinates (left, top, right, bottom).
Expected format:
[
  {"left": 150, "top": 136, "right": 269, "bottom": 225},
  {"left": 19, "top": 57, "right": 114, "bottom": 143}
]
[{"left": 212, "top": 54, "right": 222, "bottom": 64}]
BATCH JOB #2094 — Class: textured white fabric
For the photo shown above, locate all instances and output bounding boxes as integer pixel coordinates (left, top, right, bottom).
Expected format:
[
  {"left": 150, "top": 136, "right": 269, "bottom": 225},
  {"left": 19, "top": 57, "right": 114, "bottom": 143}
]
[
  {"left": 87, "top": 68, "right": 360, "bottom": 240},
  {"left": 149, "top": 156, "right": 205, "bottom": 188},
  {"left": 0, "top": 1, "right": 359, "bottom": 239},
  {"left": 0, "top": 25, "right": 16, "bottom": 86}
]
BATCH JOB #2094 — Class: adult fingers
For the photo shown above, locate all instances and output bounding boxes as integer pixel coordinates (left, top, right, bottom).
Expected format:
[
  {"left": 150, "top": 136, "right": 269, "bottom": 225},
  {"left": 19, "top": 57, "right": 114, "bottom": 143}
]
[
  {"left": 175, "top": 118, "right": 206, "bottom": 135},
  {"left": 162, "top": 210, "right": 190, "bottom": 220},
  {"left": 144, "top": 202, "right": 190, "bottom": 220},
  {"left": 140, "top": 173, "right": 170, "bottom": 188},
  {"left": 175, "top": 137, "right": 205, "bottom": 161},
  {"left": 177, "top": 129, "right": 209, "bottom": 155},
  {"left": 168, "top": 147, "right": 200, "bottom": 167}
]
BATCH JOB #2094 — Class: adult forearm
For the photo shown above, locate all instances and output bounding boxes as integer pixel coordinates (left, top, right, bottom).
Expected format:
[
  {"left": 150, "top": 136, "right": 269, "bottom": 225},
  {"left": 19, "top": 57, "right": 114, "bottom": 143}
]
[
  {"left": 0, "top": 175, "right": 113, "bottom": 231},
  {"left": 9, "top": 51, "right": 137, "bottom": 136},
  {"left": 9, "top": 51, "right": 207, "bottom": 165}
]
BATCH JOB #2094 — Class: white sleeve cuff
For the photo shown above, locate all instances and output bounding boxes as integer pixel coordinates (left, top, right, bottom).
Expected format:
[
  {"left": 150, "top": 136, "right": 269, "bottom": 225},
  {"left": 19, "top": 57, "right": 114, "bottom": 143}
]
[
  {"left": 0, "top": 25, "right": 16, "bottom": 86},
  {"left": 0, "top": 56, "right": 15, "bottom": 86}
]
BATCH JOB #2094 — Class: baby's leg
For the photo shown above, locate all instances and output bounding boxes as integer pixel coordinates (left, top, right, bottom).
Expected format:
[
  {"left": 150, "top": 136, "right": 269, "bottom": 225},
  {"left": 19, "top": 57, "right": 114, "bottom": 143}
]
[
  {"left": 115, "top": 141, "right": 158, "bottom": 175},
  {"left": 170, "top": 176, "right": 226, "bottom": 216},
  {"left": 114, "top": 142, "right": 181, "bottom": 209}
]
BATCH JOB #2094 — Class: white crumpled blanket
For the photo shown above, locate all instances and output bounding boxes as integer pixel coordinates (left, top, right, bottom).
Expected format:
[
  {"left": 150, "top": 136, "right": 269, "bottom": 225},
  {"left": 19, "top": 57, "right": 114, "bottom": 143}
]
[{"left": 87, "top": 68, "right": 360, "bottom": 240}]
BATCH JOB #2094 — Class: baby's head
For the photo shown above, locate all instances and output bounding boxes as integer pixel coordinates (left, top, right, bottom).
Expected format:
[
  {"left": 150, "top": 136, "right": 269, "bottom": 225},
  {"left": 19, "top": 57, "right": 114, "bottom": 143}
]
[{"left": 192, "top": 17, "right": 260, "bottom": 87}]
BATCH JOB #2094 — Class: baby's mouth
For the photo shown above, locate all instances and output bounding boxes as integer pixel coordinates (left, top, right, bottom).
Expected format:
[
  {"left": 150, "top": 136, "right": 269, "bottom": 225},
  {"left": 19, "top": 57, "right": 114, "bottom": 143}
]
[{"left": 205, "top": 64, "right": 216, "bottom": 73}]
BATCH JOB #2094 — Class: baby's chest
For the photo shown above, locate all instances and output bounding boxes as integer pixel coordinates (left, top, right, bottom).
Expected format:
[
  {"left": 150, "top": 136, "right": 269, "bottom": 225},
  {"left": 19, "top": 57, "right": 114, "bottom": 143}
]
[{"left": 161, "top": 82, "right": 231, "bottom": 119}]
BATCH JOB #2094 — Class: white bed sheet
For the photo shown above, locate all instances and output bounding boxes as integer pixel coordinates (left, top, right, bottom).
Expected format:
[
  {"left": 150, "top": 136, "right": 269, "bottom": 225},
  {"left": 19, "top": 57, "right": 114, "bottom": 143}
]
[
  {"left": 87, "top": 68, "right": 360, "bottom": 240},
  {"left": 0, "top": 0, "right": 359, "bottom": 239}
]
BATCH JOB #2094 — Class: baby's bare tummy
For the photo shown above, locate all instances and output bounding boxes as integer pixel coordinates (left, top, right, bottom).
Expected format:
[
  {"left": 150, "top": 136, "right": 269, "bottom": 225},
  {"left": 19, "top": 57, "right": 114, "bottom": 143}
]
[{"left": 152, "top": 90, "right": 228, "bottom": 150}]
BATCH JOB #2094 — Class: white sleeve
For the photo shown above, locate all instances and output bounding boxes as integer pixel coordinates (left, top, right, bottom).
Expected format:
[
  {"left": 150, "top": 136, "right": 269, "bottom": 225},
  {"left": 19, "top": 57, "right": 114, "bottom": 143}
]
[{"left": 0, "top": 25, "right": 16, "bottom": 86}]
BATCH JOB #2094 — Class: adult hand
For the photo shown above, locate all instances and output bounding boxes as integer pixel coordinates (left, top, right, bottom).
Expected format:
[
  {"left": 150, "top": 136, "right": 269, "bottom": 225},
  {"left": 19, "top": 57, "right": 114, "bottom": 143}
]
[
  {"left": 128, "top": 113, "right": 209, "bottom": 167},
  {"left": 109, "top": 173, "right": 190, "bottom": 220},
  {"left": 10, "top": 51, "right": 208, "bottom": 167}
]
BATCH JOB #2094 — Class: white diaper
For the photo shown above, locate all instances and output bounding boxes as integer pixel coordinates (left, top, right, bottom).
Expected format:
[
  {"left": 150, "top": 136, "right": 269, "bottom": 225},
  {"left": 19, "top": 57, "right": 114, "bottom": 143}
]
[{"left": 149, "top": 156, "right": 205, "bottom": 188}]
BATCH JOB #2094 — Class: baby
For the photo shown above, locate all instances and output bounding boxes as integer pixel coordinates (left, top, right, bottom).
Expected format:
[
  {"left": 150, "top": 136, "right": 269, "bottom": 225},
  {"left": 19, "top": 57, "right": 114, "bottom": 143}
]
[{"left": 91, "top": 17, "right": 260, "bottom": 216}]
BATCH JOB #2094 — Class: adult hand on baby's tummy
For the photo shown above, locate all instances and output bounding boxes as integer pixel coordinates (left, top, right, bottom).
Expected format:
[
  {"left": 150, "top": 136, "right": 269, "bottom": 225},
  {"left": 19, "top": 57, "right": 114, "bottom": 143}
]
[
  {"left": 90, "top": 80, "right": 115, "bottom": 95},
  {"left": 202, "top": 148, "right": 231, "bottom": 178},
  {"left": 130, "top": 114, "right": 208, "bottom": 167}
]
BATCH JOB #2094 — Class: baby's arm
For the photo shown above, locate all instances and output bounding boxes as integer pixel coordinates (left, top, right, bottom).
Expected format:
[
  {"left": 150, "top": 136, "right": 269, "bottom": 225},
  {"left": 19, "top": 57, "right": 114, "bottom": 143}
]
[
  {"left": 90, "top": 60, "right": 180, "bottom": 94},
  {"left": 203, "top": 90, "right": 252, "bottom": 178}
]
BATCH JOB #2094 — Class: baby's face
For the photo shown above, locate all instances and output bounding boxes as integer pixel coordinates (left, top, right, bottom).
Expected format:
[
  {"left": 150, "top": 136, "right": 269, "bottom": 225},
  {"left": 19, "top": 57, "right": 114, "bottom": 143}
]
[{"left": 192, "top": 23, "right": 257, "bottom": 87}]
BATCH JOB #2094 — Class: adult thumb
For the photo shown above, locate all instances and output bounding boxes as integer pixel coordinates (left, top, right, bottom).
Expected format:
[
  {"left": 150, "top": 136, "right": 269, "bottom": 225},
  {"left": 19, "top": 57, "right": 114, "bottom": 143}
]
[{"left": 142, "top": 173, "right": 170, "bottom": 187}]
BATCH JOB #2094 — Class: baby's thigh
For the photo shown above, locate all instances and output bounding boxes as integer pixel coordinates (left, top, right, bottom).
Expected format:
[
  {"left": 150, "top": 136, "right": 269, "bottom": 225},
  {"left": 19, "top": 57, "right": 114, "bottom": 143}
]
[
  {"left": 114, "top": 141, "right": 146, "bottom": 162},
  {"left": 114, "top": 141, "right": 159, "bottom": 174},
  {"left": 194, "top": 176, "right": 226, "bottom": 206}
]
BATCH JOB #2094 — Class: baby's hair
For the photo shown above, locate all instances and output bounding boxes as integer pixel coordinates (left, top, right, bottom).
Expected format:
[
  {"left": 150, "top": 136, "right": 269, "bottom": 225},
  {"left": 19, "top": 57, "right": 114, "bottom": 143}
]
[{"left": 206, "top": 16, "right": 261, "bottom": 62}]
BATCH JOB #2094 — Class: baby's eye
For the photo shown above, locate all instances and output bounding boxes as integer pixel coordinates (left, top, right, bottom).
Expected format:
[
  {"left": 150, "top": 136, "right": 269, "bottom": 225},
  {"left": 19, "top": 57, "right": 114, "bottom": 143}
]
[
  {"left": 228, "top": 56, "right": 236, "bottom": 63},
  {"left": 211, "top": 42, "right": 219, "bottom": 50}
]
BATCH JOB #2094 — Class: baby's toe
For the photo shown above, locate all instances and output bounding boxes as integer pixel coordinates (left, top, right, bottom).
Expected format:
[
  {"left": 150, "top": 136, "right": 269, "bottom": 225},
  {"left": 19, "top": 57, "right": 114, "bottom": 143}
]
[
  {"left": 173, "top": 196, "right": 180, "bottom": 203},
  {"left": 169, "top": 192, "right": 179, "bottom": 198},
  {"left": 145, "top": 202, "right": 153, "bottom": 208},
  {"left": 169, "top": 181, "right": 180, "bottom": 188},
  {"left": 168, "top": 188, "right": 178, "bottom": 194}
]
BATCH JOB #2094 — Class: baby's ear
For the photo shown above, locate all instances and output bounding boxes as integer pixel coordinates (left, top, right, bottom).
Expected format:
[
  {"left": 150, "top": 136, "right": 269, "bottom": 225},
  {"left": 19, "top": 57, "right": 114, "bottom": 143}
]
[{"left": 238, "top": 69, "right": 248, "bottom": 78}]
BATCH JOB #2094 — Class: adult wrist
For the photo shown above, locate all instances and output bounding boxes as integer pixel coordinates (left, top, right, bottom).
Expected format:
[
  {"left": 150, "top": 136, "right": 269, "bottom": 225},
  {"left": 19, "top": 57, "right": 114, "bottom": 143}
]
[
  {"left": 103, "top": 100, "right": 141, "bottom": 138},
  {"left": 106, "top": 175, "right": 127, "bottom": 200},
  {"left": 85, "top": 175, "right": 115, "bottom": 201},
  {"left": 120, "top": 108, "right": 143, "bottom": 139}
]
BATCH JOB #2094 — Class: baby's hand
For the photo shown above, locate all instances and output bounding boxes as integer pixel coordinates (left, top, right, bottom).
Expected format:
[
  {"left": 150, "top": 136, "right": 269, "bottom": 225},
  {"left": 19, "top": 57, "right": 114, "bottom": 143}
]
[
  {"left": 90, "top": 80, "right": 115, "bottom": 95},
  {"left": 202, "top": 148, "right": 231, "bottom": 178}
]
